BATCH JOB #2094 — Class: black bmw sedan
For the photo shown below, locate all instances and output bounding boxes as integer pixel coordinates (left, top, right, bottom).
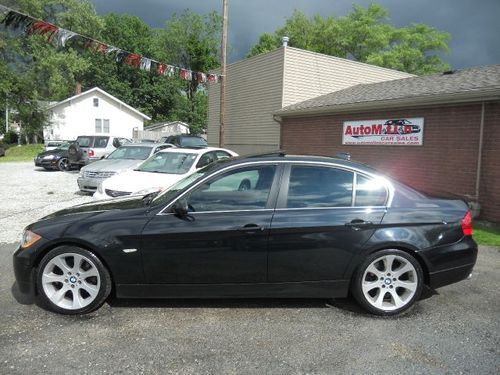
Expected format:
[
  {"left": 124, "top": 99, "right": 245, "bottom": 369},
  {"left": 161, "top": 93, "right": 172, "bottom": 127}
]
[{"left": 14, "top": 153, "right": 477, "bottom": 315}]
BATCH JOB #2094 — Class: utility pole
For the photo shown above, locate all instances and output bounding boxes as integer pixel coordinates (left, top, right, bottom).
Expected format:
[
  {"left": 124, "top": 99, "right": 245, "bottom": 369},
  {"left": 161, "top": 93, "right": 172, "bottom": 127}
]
[
  {"left": 219, "top": 0, "right": 228, "bottom": 147},
  {"left": 5, "top": 97, "right": 8, "bottom": 133}
]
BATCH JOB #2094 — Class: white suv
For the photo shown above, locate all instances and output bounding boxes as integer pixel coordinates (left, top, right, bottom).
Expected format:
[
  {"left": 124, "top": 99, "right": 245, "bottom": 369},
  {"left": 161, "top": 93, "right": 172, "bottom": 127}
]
[{"left": 68, "top": 135, "right": 131, "bottom": 169}]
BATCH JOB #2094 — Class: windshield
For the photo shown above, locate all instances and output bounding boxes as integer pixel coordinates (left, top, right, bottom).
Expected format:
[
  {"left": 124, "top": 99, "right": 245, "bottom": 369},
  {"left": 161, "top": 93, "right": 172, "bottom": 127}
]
[
  {"left": 107, "top": 146, "right": 152, "bottom": 160},
  {"left": 180, "top": 137, "right": 208, "bottom": 147},
  {"left": 136, "top": 151, "right": 197, "bottom": 174},
  {"left": 55, "top": 142, "right": 71, "bottom": 150}
]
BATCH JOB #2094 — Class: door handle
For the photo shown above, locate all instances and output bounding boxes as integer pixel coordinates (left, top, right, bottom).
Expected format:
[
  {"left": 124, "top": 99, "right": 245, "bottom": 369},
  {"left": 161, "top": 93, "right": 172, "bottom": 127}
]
[
  {"left": 237, "top": 224, "right": 264, "bottom": 233},
  {"left": 345, "top": 219, "right": 374, "bottom": 230}
]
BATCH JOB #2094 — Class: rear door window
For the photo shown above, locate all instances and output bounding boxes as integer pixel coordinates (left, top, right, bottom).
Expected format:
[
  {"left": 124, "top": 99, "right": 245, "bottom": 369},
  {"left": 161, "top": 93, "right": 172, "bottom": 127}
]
[
  {"left": 286, "top": 165, "right": 354, "bottom": 208},
  {"left": 354, "top": 174, "right": 387, "bottom": 206},
  {"left": 93, "top": 137, "right": 109, "bottom": 148}
]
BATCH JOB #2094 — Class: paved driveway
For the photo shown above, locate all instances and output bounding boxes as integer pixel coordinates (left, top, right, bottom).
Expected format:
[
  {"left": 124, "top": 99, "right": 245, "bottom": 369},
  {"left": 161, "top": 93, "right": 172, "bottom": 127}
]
[{"left": 1, "top": 242, "right": 499, "bottom": 374}]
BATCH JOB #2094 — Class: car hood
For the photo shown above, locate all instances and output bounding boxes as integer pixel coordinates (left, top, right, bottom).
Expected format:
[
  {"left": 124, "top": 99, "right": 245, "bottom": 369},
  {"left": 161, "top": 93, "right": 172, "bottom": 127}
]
[
  {"left": 101, "top": 169, "right": 186, "bottom": 194},
  {"left": 81, "top": 158, "right": 143, "bottom": 173},
  {"left": 41, "top": 195, "right": 148, "bottom": 220},
  {"left": 37, "top": 149, "right": 67, "bottom": 158}
]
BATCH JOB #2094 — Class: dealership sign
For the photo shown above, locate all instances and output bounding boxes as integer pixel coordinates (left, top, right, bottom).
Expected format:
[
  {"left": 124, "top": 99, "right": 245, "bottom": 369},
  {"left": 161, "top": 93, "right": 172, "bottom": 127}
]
[{"left": 342, "top": 118, "right": 424, "bottom": 146}]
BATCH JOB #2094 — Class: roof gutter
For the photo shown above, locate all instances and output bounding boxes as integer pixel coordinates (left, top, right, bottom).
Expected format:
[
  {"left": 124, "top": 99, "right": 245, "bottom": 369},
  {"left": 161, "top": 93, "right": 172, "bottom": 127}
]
[{"left": 275, "top": 89, "right": 500, "bottom": 119}]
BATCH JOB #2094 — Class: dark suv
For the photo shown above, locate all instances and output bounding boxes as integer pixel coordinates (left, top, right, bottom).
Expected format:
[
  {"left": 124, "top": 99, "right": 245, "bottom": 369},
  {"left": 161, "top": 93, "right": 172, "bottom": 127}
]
[
  {"left": 158, "top": 135, "right": 208, "bottom": 148},
  {"left": 68, "top": 135, "right": 131, "bottom": 169}
]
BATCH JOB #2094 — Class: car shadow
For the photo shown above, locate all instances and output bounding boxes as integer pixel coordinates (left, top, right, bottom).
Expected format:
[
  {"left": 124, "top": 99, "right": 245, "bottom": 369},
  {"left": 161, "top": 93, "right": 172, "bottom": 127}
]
[
  {"left": 74, "top": 190, "right": 93, "bottom": 196},
  {"left": 108, "top": 297, "right": 330, "bottom": 309},
  {"left": 11, "top": 282, "right": 35, "bottom": 305},
  {"left": 12, "top": 282, "right": 439, "bottom": 316}
]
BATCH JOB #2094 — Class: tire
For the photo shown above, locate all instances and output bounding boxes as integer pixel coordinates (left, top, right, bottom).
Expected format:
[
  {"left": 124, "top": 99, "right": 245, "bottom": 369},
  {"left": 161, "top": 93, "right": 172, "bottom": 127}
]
[
  {"left": 352, "top": 249, "right": 423, "bottom": 316},
  {"left": 68, "top": 143, "right": 82, "bottom": 164},
  {"left": 36, "top": 246, "right": 112, "bottom": 315},
  {"left": 57, "top": 157, "right": 69, "bottom": 171}
]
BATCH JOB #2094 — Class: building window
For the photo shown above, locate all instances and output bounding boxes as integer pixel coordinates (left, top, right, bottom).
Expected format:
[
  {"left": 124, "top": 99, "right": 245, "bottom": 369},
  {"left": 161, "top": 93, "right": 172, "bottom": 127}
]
[
  {"left": 95, "top": 119, "right": 110, "bottom": 133},
  {"left": 103, "top": 119, "right": 110, "bottom": 133},
  {"left": 93, "top": 98, "right": 99, "bottom": 107},
  {"left": 95, "top": 119, "right": 102, "bottom": 133}
]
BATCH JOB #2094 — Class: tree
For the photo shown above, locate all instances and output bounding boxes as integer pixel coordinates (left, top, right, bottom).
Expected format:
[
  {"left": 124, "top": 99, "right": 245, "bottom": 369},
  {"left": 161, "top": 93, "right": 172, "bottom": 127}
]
[
  {"left": 1, "top": 0, "right": 103, "bottom": 142},
  {"left": 81, "top": 13, "right": 181, "bottom": 123},
  {"left": 247, "top": 4, "right": 450, "bottom": 75},
  {"left": 160, "top": 10, "right": 222, "bottom": 134}
]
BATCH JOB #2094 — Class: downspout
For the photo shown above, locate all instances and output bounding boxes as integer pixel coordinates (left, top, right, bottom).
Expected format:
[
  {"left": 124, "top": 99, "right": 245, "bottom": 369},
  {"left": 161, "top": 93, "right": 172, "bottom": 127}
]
[
  {"left": 474, "top": 102, "right": 485, "bottom": 200},
  {"left": 273, "top": 115, "right": 283, "bottom": 149}
]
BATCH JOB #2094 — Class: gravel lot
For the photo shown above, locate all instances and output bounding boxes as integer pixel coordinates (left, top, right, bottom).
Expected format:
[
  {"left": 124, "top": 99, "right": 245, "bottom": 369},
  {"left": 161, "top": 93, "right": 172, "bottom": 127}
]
[
  {"left": 0, "top": 162, "right": 92, "bottom": 243},
  {"left": 0, "top": 162, "right": 499, "bottom": 374}
]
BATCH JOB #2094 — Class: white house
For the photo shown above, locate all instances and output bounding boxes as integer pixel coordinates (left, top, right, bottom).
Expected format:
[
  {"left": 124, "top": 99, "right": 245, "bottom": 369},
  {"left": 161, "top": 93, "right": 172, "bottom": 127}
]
[{"left": 44, "top": 87, "right": 151, "bottom": 141}]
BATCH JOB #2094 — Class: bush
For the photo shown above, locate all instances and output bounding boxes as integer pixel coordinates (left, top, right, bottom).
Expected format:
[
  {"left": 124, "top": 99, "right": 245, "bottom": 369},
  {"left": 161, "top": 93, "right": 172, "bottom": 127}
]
[{"left": 3, "top": 129, "right": 18, "bottom": 144}]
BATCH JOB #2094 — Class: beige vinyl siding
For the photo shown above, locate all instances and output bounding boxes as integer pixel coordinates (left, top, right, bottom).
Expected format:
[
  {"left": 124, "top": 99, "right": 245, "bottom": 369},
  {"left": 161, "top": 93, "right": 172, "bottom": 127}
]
[
  {"left": 207, "top": 48, "right": 284, "bottom": 153},
  {"left": 208, "top": 46, "right": 415, "bottom": 155},
  {"left": 282, "top": 47, "right": 414, "bottom": 107}
]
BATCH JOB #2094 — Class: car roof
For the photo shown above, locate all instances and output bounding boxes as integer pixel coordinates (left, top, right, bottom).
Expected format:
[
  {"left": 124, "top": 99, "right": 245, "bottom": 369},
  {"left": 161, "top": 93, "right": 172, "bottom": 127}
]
[
  {"left": 207, "top": 152, "right": 381, "bottom": 175},
  {"left": 156, "top": 146, "right": 231, "bottom": 155},
  {"left": 120, "top": 143, "right": 156, "bottom": 147}
]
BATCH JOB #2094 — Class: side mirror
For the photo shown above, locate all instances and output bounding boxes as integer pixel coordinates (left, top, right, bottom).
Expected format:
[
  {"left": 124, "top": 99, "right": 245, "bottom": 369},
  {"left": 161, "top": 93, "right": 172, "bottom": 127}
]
[{"left": 172, "top": 198, "right": 188, "bottom": 217}]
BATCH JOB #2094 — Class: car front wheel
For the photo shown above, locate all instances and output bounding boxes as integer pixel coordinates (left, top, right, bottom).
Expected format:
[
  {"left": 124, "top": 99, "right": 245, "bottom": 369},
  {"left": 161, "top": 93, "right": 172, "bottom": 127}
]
[
  {"left": 57, "top": 157, "right": 69, "bottom": 171},
  {"left": 36, "top": 246, "right": 111, "bottom": 315},
  {"left": 352, "top": 249, "right": 423, "bottom": 316}
]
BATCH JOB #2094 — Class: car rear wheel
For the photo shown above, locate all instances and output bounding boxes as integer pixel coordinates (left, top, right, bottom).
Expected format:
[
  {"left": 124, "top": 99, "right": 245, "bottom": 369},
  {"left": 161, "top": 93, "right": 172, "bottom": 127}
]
[
  {"left": 57, "top": 157, "right": 69, "bottom": 171},
  {"left": 352, "top": 249, "right": 423, "bottom": 316},
  {"left": 36, "top": 246, "right": 111, "bottom": 315}
]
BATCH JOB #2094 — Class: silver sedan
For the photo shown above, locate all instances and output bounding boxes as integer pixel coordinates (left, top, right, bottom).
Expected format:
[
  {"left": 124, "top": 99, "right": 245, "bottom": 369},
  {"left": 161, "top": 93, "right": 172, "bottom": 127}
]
[{"left": 77, "top": 143, "right": 174, "bottom": 193}]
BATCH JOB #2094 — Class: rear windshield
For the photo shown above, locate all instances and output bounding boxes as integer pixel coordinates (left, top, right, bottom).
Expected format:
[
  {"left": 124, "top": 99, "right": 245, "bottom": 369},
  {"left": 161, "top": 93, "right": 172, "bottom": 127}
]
[
  {"left": 180, "top": 137, "right": 208, "bottom": 148},
  {"left": 107, "top": 146, "right": 152, "bottom": 160},
  {"left": 76, "top": 136, "right": 93, "bottom": 147},
  {"left": 76, "top": 136, "right": 109, "bottom": 148}
]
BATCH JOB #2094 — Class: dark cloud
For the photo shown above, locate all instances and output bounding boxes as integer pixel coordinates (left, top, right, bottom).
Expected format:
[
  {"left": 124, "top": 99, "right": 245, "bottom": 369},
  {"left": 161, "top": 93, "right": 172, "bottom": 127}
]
[{"left": 90, "top": 0, "right": 500, "bottom": 69}]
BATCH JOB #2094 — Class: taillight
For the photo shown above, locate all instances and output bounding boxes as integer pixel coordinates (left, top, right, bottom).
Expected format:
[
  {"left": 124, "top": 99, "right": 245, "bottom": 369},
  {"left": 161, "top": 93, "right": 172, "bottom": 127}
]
[
  {"left": 89, "top": 148, "right": 95, "bottom": 157},
  {"left": 461, "top": 211, "right": 473, "bottom": 236}
]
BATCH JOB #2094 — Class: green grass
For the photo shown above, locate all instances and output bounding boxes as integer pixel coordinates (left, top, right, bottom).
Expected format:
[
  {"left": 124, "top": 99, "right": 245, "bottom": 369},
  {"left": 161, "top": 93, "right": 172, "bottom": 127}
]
[
  {"left": 0, "top": 144, "right": 44, "bottom": 162},
  {"left": 474, "top": 225, "right": 500, "bottom": 247}
]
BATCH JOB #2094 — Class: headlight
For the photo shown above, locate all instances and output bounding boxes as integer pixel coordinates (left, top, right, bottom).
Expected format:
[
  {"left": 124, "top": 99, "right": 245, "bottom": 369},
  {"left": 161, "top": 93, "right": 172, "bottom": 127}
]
[
  {"left": 20, "top": 230, "right": 42, "bottom": 249},
  {"left": 43, "top": 155, "right": 55, "bottom": 160}
]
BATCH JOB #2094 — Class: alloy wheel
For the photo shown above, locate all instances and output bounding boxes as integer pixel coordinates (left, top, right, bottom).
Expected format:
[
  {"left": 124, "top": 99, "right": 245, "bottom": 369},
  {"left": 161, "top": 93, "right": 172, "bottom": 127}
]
[
  {"left": 41, "top": 253, "right": 101, "bottom": 310},
  {"left": 361, "top": 254, "right": 418, "bottom": 312},
  {"left": 58, "top": 158, "right": 69, "bottom": 171}
]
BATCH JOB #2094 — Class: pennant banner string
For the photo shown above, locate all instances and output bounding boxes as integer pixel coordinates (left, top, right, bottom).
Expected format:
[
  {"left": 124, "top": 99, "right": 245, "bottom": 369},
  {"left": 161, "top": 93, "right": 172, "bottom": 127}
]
[{"left": 0, "top": 4, "right": 220, "bottom": 84}]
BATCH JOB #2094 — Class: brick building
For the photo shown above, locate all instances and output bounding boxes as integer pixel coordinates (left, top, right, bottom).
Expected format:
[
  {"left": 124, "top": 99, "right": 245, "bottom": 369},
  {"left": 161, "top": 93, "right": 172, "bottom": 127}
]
[{"left": 274, "top": 65, "right": 500, "bottom": 222}]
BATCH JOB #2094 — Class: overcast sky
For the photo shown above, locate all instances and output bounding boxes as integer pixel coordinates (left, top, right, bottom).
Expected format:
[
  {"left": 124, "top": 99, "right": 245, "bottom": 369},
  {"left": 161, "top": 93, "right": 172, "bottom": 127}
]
[{"left": 89, "top": 0, "right": 500, "bottom": 70}]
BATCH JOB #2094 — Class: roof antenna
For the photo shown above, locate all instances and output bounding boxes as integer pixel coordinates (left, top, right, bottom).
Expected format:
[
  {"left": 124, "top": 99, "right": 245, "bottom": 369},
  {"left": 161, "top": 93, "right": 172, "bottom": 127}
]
[{"left": 282, "top": 36, "right": 289, "bottom": 47}]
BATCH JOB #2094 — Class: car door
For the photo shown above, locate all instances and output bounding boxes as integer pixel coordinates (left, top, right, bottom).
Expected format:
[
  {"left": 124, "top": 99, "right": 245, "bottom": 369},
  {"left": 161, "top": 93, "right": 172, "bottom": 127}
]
[
  {"left": 268, "top": 163, "right": 387, "bottom": 282},
  {"left": 140, "top": 163, "right": 281, "bottom": 284}
]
